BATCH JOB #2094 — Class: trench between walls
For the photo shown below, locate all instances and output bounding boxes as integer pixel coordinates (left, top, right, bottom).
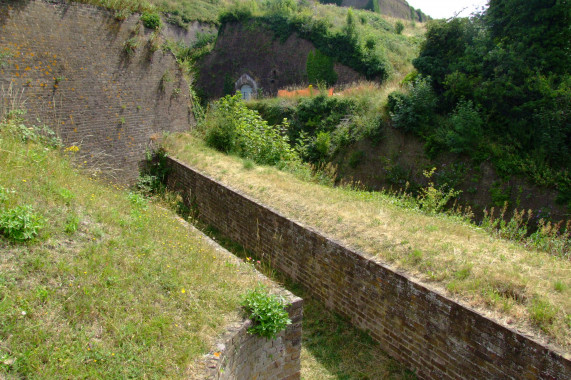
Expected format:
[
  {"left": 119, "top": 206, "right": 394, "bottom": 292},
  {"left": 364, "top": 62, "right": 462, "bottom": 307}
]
[{"left": 164, "top": 156, "right": 571, "bottom": 380}]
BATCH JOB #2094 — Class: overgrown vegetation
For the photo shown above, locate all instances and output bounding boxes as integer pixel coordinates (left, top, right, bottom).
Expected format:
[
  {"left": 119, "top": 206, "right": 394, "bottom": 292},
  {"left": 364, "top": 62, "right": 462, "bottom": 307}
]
[
  {"left": 202, "top": 94, "right": 298, "bottom": 166},
  {"left": 0, "top": 111, "right": 268, "bottom": 377},
  {"left": 250, "top": 91, "right": 385, "bottom": 165},
  {"left": 140, "top": 11, "right": 161, "bottom": 29},
  {"left": 389, "top": 0, "right": 570, "bottom": 205}
]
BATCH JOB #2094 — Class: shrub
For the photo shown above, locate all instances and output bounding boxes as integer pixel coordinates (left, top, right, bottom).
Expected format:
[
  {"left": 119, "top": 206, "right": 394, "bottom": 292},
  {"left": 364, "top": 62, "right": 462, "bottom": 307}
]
[
  {"left": 417, "top": 168, "right": 461, "bottom": 214},
  {"left": 443, "top": 100, "right": 483, "bottom": 155},
  {"left": 306, "top": 50, "right": 338, "bottom": 86},
  {"left": 205, "top": 94, "right": 298, "bottom": 166},
  {"left": 390, "top": 77, "right": 437, "bottom": 134},
  {"left": 141, "top": 12, "right": 161, "bottom": 30},
  {"left": 0, "top": 205, "right": 44, "bottom": 242},
  {"left": 241, "top": 287, "right": 291, "bottom": 339},
  {"left": 136, "top": 149, "right": 170, "bottom": 196},
  {"left": 395, "top": 21, "right": 404, "bottom": 35}
]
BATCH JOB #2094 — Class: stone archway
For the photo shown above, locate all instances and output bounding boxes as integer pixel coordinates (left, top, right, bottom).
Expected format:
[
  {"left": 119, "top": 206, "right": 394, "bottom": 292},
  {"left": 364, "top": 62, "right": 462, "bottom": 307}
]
[{"left": 235, "top": 73, "right": 258, "bottom": 100}]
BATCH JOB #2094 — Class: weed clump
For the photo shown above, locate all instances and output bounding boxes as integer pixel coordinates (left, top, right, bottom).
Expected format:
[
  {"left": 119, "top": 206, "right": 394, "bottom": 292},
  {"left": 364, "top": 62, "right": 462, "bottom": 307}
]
[
  {"left": 241, "top": 286, "right": 291, "bottom": 339},
  {"left": 141, "top": 12, "right": 161, "bottom": 29},
  {"left": 0, "top": 205, "right": 43, "bottom": 242}
]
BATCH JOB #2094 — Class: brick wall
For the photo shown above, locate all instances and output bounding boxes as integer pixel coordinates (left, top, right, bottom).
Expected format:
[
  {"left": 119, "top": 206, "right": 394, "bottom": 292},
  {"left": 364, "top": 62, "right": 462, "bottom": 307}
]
[
  {"left": 202, "top": 299, "right": 302, "bottom": 380},
  {"left": 197, "top": 22, "right": 363, "bottom": 99},
  {"left": 166, "top": 156, "right": 571, "bottom": 379},
  {"left": 0, "top": 0, "right": 192, "bottom": 182},
  {"left": 188, "top": 222, "right": 302, "bottom": 380}
]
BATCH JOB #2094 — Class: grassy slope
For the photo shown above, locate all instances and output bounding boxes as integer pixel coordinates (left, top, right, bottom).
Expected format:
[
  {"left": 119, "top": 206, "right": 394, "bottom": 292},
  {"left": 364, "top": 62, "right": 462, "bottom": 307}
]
[
  {"left": 165, "top": 134, "right": 571, "bottom": 352},
  {"left": 0, "top": 116, "right": 268, "bottom": 377}
]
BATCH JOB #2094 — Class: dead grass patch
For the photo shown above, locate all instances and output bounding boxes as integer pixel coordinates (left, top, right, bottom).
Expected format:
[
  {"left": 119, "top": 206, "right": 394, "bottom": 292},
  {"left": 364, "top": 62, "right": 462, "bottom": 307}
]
[{"left": 165, "top": 134, "right": 571, "bottom": 353}]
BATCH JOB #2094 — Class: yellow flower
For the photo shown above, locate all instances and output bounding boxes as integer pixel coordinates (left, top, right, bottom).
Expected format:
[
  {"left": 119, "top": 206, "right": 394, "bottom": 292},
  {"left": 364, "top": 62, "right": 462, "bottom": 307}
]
[{"left": 181, "top": 288, "right": 186, "bottom": 294}]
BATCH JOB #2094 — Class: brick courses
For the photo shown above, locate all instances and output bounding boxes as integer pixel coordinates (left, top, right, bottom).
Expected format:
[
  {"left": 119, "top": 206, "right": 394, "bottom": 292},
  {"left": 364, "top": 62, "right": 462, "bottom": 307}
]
[
  {"left": 166, "top": 156, "right": 571, "bottom": 379},
  {"left": 0, "top": 0, "right": 192, "bottom": 182}
]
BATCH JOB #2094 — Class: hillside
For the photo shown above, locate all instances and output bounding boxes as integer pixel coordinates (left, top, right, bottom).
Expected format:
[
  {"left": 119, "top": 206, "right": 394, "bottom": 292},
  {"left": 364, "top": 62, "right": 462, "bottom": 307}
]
[
  {"left": 74, "top": 0, "right": 430, "bottom": 26},
  {"left": 333, "top": 0, "right": 430, "bottom": 21},
  {"left": 0, "top": 111, "right": 272, "bottom": 377}
]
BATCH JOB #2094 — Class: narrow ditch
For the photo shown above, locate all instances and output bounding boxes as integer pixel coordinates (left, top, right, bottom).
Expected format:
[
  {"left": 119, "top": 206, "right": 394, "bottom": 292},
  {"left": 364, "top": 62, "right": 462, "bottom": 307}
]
[{"left": 189, "top": 219, "right": 416, "bottom": 379}]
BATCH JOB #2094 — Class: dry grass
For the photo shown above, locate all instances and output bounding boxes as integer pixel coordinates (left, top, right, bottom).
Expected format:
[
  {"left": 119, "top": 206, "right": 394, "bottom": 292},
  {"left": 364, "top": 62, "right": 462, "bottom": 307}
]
[{"left": 165, "top": 134, "right": 571, "bottom": 354}]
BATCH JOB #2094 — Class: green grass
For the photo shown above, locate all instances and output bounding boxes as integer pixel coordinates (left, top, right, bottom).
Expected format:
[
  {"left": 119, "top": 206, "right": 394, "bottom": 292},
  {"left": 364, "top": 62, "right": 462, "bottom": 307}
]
[
  {"left": 198, "top": 226, "right": 414, "bottom": 379},
  {"left": 0, "top": 113, "right": 265, "bottom": 377},
  {"left": 164, "top": 133, "right": 571, "bottom": 351}
]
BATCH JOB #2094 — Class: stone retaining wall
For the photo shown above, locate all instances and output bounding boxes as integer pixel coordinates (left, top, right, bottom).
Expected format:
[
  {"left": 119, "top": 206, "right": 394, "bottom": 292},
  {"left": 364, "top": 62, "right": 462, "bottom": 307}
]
[{"left": 166, "top": 156, "right": 571, "bottom": 379}]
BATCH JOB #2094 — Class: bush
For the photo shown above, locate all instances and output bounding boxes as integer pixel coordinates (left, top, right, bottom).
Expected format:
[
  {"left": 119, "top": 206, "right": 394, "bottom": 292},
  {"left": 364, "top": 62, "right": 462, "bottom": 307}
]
[
  {"left": 241, "top": 287, "right": 291, "bottom": 339},
  {"left": 205, "top": 94, "right": 299, "bottom": 166},
  {"left": 390, "top": 77, "right": 437, "bottom": 133},
  {"left": 306, "top": 50, "right": 338, "bottom": 86},
  {"left": 141, "top": 12, "right": 161, "bottom": 30},
  {"left": 395, "top": 21, "right": 404, "bottom": 35},
  {"left": 0, "top": 205, "right": 44, "bottom": 242},
  {"left": 442, "top": 100, "right": 483, "bottom": 155}
]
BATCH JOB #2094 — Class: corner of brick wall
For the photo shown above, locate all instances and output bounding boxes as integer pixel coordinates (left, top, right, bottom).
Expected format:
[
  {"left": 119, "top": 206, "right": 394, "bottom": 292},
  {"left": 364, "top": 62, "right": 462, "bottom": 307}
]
[
  {"left": 0, "top": 0, "right": 193, "bottom": 182},
  {"left": 201, "top": 296, "right": 302, "bottom": 380},
  {"left": 165, "top": 156, "right": 571, "bottom": 380},
  {"left": 183, "top": 221, "right": 302, "bottom": 380}
]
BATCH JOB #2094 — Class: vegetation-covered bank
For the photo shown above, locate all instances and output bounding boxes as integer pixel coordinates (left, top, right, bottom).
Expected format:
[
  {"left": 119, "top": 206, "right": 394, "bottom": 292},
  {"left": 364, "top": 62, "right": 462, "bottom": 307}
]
[
  {"left": 389, "top": 0, "right": 570, "bottom": 207},
  {"left": 0, "top": 111, "right": 268, "bottom": 377},
  {"left": 165, "top": 132, "right": 571, "bottom": 351}
]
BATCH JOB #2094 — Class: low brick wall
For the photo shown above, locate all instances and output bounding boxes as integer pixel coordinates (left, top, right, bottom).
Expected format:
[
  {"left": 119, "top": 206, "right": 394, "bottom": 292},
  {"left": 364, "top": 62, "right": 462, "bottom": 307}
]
[
  {"left": 203, "top": 300, "right": 302, "bottom": 380},
  {"left": 179, "top": 219, "right": 302, "bottom": 380},
  {"left": 166, "top": 156, "right": 571, "bottom": 379}
]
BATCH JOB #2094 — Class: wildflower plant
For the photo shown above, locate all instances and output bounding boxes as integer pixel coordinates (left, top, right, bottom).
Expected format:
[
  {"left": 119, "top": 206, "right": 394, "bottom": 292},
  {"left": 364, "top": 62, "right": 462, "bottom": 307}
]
[
  {"left": 0, "top": 204, "right": 44, "bottom": 242},
  {"left": 241, "top": 286, "right": 291, "bottom": 339}
]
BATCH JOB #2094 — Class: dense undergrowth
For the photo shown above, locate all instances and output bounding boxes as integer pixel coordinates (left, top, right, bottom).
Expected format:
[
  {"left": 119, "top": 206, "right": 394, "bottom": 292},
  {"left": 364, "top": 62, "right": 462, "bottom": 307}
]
[
  {"left": 0, "top": 111, "right": 268, "bottom": 377},
  {"left": 388, "top": 1, "right": 570, "bottom": 206}
]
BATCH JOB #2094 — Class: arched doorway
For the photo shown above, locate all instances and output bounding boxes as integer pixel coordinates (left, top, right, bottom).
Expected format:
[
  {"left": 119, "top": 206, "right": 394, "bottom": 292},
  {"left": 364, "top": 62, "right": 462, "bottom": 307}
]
[
  {"left": 240, "top": 84, "right": 253, "bottom": 100},
  {"left": 235, "top": 73, "right": 258, "bottom": 100}
]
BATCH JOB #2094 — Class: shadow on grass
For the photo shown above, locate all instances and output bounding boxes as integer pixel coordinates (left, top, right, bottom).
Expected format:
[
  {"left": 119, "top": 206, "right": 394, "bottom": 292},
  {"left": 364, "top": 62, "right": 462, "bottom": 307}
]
[{"left": 201, "top": 224, "right": 417, "bottom": 380}]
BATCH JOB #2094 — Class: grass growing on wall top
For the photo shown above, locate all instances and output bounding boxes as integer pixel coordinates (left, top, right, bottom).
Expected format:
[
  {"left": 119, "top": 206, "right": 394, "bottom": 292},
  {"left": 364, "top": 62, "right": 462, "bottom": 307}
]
[
  {"left": 0, "top": 113, "right": 265, "bottom": 378},
  {"left": 164, "top": 133, "right": 571, "bottom": 351}
]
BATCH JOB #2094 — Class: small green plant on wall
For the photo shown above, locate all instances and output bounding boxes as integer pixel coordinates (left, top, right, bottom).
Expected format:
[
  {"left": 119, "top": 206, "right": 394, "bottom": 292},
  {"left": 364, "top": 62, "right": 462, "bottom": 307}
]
[
  {"left": 0, "top": 51, "right": 12, "bottom": 67},
  {"left": 123, "top": 37, "right": 139, "bottom": 57},
  {"left": 241, "top": 286, "right": 291, "bottom": 339},
  {"left": 141, "top": 12, "right": 161, "bottom": 30}
]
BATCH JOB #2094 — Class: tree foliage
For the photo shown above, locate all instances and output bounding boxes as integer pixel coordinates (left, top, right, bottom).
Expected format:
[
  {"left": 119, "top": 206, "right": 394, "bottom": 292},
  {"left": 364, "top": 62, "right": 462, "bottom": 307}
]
[{"left": 396, "top": 0, "right": 570, "bottom": 197}]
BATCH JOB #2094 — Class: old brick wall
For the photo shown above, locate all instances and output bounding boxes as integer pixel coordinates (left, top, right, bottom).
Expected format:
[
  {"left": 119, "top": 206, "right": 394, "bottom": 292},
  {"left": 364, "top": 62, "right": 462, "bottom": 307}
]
[
  {"left": 187, "top": 222, "right": 302, "bottom": 380},
  {"left": 197, "top": 22, "right": 363, "bottom": 99},
  {"left": 202, "top": 299, "right": 302, "bottom": 380},
  {"left": 0, "top": 0, "right": 192, "bottom": 182},
  {"left": 166, "top": 156, "right": 571, "bottom": 380}
]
